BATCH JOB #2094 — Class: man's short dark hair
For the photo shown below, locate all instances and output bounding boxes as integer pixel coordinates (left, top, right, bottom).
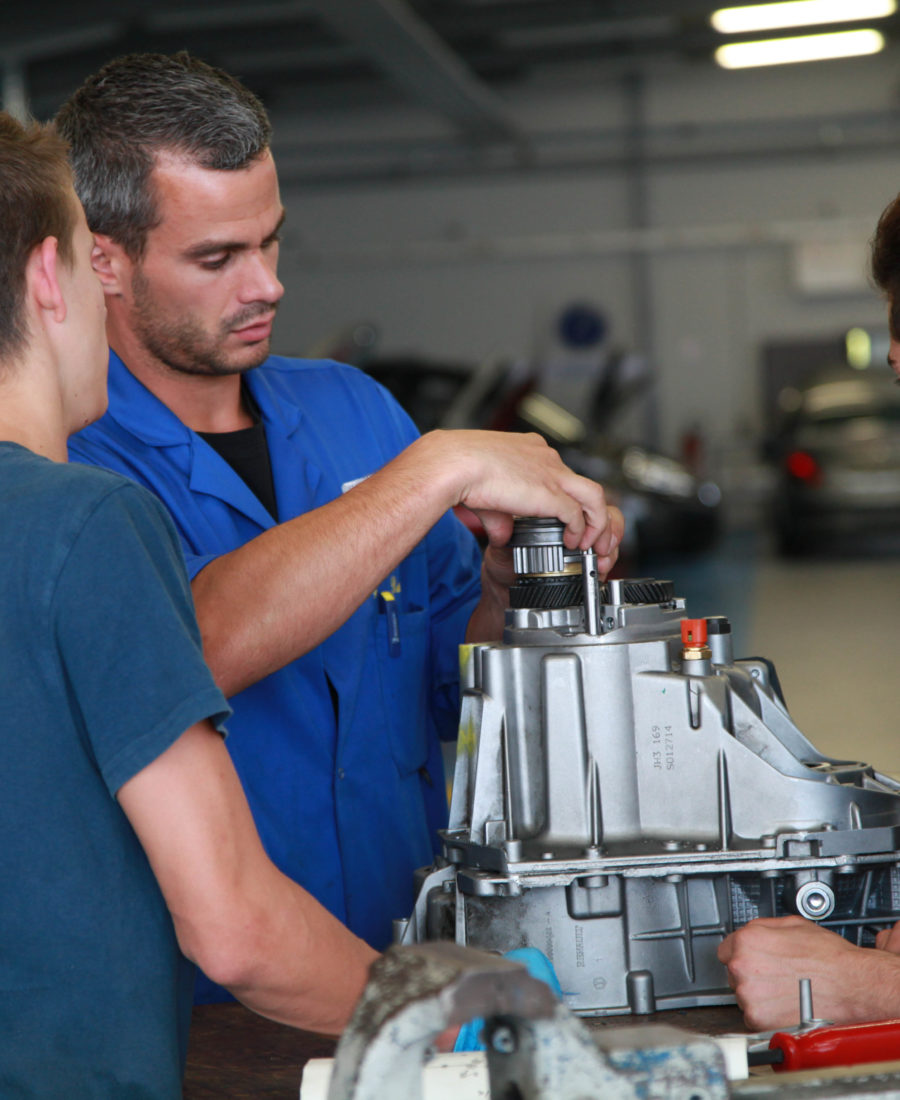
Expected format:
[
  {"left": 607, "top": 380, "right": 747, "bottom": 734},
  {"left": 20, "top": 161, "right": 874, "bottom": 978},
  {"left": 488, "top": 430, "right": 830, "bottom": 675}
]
[
  {"left": 0, "top": 112, "right": 76, "bottom": 363},
  {"left": 872, "top": 193, "right": 900, "bottom": 339},
  {"left": 55, "top": 51, "right": 272, "bottom": 260}
]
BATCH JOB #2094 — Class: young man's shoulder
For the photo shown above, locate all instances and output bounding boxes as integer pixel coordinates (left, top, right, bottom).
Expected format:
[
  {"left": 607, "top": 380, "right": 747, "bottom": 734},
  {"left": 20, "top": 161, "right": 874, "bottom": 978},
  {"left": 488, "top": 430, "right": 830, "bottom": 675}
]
[
  {"left": 1, "top": 444, "right": 168, "bottom": 533},
  {"left": 13, "top": 446, "right": 140, "bottom": 496}
]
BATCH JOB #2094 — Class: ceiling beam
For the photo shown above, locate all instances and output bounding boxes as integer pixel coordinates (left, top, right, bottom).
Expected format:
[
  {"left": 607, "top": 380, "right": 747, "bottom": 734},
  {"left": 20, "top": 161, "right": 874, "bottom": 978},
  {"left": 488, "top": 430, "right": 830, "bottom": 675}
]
[
  {"left": 0, "top": 20, "right": 121, "bottom": 119},
  {"left": 306, "top": 0, "right": 522, "bottom": 144}
]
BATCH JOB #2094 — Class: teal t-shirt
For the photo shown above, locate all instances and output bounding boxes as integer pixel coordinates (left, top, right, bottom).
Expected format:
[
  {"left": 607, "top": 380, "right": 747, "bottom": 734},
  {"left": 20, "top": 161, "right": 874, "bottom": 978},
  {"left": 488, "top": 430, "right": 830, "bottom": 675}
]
[{"left": 0, "top": 443, "right": 230, "bottom": 1098}]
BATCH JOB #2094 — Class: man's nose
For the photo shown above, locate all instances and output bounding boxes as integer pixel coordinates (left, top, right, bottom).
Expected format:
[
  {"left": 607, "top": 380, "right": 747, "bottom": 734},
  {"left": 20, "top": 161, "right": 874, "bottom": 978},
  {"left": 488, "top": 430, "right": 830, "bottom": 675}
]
[{"left": 241, "top": 252, "right": 284, "bottom": 305}]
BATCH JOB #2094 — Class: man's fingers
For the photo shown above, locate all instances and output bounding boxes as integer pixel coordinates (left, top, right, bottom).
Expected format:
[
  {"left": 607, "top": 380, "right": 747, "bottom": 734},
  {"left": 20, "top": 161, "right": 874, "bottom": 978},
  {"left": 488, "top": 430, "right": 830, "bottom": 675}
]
[
  {"left": 447, "top": 430, "right": 624, "bottom": 556},
  {"left": 875, "top": 921, "right": 900, "bottom": 953},
  {"left": 556, "top": 478, "right": 626, "bottom": 556},
  {"left": 556, "top": 475, "right": 606, "bottom": 546},
  {"left": 607, "top": 506, "right": 625, "bottom": 548},
  {"left": 559, "top": 504, "right": 588, "bottom": 549},
  {"left": 478, "top": 510, "right": 514, "bottom": 547},
  {"left": 744, "top": 915, "right": 810, "bottom": 931},
  {"left": 582, "top": 506, "right": 625, "bottom": 556}
]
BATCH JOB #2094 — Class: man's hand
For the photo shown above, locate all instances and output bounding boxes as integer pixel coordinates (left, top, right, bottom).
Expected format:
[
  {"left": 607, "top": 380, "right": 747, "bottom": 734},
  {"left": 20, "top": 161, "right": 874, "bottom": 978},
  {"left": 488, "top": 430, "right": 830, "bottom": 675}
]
[
  {"left": 718, "top": 915, "right": 900, "bottom": 1030},
  {"left": 430, "top": 430, "right": 624, "bottom": 644},
  {"left": 418, "top": 429, "right": 621, "bottom": 554},
  {"left": 464, "top": 512, "right": 624, "bottom": 643},
  {"left": 876, "top": 921, "right": 900, "bottom": 952}
]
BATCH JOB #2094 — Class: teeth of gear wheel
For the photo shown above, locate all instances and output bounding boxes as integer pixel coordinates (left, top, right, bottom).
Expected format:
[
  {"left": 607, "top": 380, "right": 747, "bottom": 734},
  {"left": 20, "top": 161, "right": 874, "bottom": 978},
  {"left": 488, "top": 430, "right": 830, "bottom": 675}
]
[
  {"left": 618, "top": 579, "right": 675, "bottom": 605},
  {"left": 510, "top": 576, "right": 675, "bottom": 610},
  {"left": 510, "top": 577, "right": 582, "bottom": 609}
]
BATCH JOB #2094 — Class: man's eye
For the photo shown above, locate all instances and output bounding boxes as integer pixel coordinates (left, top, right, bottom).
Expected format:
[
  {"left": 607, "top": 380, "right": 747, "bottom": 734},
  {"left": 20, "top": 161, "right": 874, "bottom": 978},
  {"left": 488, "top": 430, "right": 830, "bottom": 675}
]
[{"left": 200, "top": 255, "right": 230, "bottom": 271}]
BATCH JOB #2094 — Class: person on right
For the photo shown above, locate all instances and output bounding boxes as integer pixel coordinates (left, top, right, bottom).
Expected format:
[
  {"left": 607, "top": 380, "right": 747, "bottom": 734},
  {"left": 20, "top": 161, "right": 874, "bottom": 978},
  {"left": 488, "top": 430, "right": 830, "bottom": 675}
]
[{"left": 718, "top": 189, "right": 900, "bottom": 1030}]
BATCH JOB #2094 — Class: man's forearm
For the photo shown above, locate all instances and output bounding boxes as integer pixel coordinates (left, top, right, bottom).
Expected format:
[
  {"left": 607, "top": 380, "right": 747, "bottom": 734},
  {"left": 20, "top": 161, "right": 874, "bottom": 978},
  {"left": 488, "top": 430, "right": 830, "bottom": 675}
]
[
  {"left": 192, "top": 430, "right": 620, "bottom": 696},
  {"left": 465, "top": 590, "right": 507, "bottom": 643},
  {"left": 465, "top": 550, "right": 511, "bottom": 643},
  {"left": 191, "top": 438, "right": 455, "bottom": 696},
  {"left": 122, "top": 721, "right": 379, "bottom": 1036},
  {"left": 719, "top": 916, "right": 900, "bottom": 1029},
  {"left": 217, "top": 868, "right": 379, "bottom": 1035}
]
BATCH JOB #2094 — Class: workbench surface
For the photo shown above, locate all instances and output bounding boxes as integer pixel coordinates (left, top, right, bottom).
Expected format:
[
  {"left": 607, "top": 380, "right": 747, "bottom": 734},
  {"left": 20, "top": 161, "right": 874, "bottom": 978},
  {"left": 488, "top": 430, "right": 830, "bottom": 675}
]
[{"left": 183, "top": 1002, "right": 749, "bottom": 1098}]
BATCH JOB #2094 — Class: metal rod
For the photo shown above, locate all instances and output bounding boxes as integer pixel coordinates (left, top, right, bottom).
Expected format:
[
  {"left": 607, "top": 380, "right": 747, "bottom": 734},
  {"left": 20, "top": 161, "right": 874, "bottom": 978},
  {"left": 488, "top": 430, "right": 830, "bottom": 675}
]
[{"left": 799, "top": 978, "right": 814, "bottom": 1027}]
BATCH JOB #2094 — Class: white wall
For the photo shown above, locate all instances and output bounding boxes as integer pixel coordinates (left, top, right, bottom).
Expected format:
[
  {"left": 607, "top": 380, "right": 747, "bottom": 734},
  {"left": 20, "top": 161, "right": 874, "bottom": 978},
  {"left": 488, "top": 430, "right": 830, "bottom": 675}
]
[{"left": 269, "top": 47, "right": 900, "bottom": 459}]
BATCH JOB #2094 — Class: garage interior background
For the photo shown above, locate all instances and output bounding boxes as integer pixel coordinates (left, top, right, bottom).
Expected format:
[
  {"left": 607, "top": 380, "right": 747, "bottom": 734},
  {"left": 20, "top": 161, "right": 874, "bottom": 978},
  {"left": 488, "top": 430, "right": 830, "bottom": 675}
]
[{"left": 7, "top": 0, "right": 900, "bottom": 768}]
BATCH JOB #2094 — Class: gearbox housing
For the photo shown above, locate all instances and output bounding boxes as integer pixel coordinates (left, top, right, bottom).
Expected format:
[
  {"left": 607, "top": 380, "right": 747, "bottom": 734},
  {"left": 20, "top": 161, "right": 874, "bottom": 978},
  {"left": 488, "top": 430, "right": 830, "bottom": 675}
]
[{"left": 398, "top": 518, "right": 900, "bottom": 1016}]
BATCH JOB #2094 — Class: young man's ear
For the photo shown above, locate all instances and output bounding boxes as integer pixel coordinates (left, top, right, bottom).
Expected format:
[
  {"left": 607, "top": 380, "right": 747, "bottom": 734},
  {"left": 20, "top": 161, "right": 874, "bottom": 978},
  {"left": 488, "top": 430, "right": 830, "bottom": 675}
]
[
  {"left": 27, "top": 236, "right": 66, "bottom": 322},
  {"left": 91, "top": 234, "right": 131, "bottom": 295}
]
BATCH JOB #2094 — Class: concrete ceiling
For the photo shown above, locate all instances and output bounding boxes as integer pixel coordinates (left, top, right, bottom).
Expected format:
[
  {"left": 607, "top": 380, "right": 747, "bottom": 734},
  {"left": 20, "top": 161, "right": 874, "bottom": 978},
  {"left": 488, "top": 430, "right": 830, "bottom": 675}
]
[{"left": 4, "top": 1, "right": 899, "bottom": 185}]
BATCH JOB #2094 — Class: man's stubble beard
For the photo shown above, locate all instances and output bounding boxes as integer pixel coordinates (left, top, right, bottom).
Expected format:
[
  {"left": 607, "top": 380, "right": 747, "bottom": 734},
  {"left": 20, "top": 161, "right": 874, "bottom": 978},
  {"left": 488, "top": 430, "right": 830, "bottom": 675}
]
[{"left": 130, "top": 266, "right": 275, "bottom": 378}]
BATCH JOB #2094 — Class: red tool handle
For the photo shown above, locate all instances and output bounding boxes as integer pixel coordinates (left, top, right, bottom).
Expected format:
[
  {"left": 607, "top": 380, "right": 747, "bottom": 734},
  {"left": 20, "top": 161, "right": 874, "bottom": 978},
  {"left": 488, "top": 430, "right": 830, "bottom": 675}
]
[{"left": 771, "top": 1018, "right": 900, "bottom": 1072}]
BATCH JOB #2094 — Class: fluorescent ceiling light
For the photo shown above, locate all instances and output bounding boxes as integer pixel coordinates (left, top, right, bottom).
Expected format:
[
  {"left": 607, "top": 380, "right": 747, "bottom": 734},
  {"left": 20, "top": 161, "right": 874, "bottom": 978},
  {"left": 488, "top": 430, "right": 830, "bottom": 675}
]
[
  {"left": 711, "top": 0, "right": 896, "bottom": 35},
  {"left": 715, "top": 28, "right": 885, "bottom": 67}
]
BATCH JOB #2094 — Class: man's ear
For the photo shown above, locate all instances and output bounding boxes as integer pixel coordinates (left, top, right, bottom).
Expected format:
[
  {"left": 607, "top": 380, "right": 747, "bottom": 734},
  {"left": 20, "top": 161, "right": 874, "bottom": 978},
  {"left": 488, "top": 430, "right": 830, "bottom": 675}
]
[
  {"left": 91, "top": 234, "right": 131, "bottom": 295},
  {"left": 27, "top": 236, "right": 66, "bottom": 322}
]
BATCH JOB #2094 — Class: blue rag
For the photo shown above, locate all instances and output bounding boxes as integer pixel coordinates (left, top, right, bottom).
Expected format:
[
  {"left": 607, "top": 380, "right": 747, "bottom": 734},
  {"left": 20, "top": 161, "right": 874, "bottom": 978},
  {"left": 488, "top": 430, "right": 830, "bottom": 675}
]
[{"left": 453, "top": 947, "right": 563, "bottom": 1052}]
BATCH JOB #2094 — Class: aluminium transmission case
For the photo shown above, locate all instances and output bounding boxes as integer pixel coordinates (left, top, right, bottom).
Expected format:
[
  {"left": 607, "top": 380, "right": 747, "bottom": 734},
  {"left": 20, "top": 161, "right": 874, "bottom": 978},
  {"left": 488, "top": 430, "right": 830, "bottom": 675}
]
[{"left": 398, "top": 518, "right": 900, "bottom": 1016}]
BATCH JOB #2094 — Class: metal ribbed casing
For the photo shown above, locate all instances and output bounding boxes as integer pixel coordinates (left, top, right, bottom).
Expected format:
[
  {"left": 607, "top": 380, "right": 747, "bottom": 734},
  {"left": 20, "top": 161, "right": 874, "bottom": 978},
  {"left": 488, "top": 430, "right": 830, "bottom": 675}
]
[
  {"left": 512, "top": 543, "right": 565, "bottom": 576},
  {"left": 509, "top": 517, "right": 570, "bottom": 578}
]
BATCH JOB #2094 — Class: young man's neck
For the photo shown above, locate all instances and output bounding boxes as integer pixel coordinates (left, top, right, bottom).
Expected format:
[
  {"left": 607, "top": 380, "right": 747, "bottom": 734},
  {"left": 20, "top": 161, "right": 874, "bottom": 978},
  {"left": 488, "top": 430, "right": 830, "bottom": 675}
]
[{"left": 0, "top": 356, "right": 68, "bottom": 462}]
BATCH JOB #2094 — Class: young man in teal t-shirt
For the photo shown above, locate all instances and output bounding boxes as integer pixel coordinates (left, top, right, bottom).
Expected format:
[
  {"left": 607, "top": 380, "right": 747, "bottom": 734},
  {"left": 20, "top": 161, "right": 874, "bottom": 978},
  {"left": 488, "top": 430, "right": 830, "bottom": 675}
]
[{"left": 0, "top": 113, "right": 376, "bottom": 1098}]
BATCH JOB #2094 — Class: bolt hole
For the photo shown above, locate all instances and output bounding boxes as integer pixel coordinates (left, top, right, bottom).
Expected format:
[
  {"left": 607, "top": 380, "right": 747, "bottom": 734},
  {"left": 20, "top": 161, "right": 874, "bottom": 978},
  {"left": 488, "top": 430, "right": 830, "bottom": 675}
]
[{"left": 488, "top": 1021, "right": 518, "bottom": 1055}]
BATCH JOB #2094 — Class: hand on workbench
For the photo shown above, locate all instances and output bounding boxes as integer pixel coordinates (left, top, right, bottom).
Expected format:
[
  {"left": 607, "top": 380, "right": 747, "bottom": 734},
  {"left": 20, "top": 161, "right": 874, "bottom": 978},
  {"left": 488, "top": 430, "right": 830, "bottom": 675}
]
[
  {"left": 453, "top": 948, "right": 563, "bottom": 1052},
  {"left": 719, "top": 916, "right": 900, "bottom": 1030}
]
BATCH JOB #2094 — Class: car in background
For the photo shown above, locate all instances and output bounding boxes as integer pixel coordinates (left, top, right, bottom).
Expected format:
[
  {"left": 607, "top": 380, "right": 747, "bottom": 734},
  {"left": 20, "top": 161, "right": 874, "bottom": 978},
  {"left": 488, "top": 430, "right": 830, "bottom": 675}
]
[
  {"left": 770, "top": 365, "right": 900, "bottom": 555},
  {"left": 562, "top": 436, "right": 722, "bottom": 561},
  {"left": 362, "top": 355, "right": 721, "bottom": 563}
]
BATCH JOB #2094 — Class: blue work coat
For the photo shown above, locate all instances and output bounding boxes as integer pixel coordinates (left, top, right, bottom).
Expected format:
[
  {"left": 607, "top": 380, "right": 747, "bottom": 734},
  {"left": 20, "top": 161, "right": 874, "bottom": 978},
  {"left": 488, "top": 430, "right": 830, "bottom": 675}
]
[{"left": 69, "top": 351, "right": 482, "bottom": 964}]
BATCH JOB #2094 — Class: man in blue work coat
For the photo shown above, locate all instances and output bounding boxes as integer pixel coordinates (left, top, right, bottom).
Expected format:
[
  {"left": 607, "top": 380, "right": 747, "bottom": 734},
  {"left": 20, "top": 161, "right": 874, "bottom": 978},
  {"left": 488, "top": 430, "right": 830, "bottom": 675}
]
[{"left": 59, "top": 52, "right": 624, "bottom": 1000}]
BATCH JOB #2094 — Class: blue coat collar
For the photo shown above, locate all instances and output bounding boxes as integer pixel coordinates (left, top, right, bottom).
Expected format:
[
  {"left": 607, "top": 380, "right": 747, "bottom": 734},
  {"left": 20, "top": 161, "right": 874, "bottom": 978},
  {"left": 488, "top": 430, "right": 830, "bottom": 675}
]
[
  {"left": 105, "top": 349, "right": 304, "bottom": 444},
  {"left": 105, "top": 349, "right": 315, "bottom": 531}
]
